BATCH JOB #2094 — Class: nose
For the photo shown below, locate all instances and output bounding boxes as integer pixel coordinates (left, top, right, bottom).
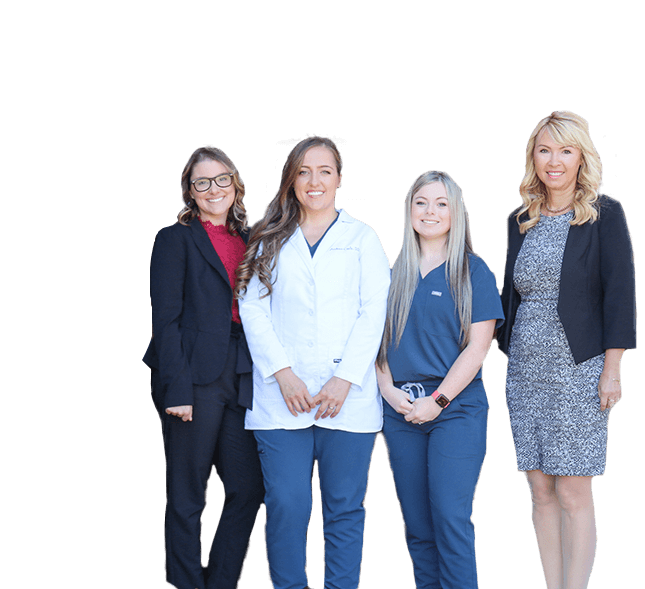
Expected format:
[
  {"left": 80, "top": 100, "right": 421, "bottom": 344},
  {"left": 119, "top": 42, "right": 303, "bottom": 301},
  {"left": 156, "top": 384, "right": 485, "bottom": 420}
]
[
  {"left": 308, "top": 171, "right": 322, "bottom": 187},
  {"left": 428, "top": 202, "right": 439, "bottom": 215},
  {"left": 209, "top": 180, "right": 223, "bottom": 193},
  {"left": 548, "top": 150, "right": 560, "bottom": 165}
]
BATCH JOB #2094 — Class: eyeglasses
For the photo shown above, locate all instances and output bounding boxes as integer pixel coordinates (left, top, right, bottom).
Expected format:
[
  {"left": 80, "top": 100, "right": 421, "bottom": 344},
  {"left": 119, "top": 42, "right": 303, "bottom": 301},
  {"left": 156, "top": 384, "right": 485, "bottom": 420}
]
[{"left": 191, "top": 173, "right": 234, "bottom": 192}]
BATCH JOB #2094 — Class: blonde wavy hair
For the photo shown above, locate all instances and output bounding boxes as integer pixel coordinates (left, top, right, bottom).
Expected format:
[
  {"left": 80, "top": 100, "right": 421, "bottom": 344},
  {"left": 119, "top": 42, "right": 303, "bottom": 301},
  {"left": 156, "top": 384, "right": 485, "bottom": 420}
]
[
  {"left": 517, "top": 111, "right": 602, "bottom": 233},
  {"left": 377, "top": 171, "right": 475, "bottom": 368},
  {"left": 178, "top": 146, "right": 247, "bottom": 235}
]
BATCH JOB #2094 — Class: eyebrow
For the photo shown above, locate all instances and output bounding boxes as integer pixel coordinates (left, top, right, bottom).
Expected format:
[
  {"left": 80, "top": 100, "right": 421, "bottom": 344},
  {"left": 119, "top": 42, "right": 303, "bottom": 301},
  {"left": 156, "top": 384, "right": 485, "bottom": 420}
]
[{"left": 536, "top": 143, "right": 576, "bottom": 149}]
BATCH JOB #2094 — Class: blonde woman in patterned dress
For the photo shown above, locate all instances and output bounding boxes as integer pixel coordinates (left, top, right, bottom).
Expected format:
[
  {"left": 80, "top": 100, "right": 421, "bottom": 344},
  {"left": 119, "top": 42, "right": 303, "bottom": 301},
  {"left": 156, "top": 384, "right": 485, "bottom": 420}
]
[{"left": 496, "top": 112, "right": 636, "bottom": 589}]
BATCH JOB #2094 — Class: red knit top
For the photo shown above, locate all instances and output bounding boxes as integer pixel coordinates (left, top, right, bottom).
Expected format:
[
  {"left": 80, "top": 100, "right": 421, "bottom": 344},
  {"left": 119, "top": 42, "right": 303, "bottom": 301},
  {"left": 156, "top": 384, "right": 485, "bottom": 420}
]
[{"left": 199, "top": 219, "right": 246, "bottom": 323}]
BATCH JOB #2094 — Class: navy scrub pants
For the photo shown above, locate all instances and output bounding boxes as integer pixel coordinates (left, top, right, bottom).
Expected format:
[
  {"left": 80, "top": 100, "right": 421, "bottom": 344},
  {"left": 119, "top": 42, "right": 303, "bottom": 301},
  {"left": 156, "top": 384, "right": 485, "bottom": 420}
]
[
  {"left": 253, "top": 426, "right": 376, "bottom": 589},
  {"left": 383, "top": 382, "right": 487, "bottom": 589},
  {"left": 151, "top": 335, "right": 265, "bottom": 589}
]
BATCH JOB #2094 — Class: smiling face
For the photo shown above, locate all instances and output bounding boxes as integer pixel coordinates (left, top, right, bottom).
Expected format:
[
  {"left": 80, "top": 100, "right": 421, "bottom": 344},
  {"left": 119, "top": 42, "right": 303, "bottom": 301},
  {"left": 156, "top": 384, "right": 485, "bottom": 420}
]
[
  {"left": 293, "top": 145, "right": 342, "bottom": 219},
  {"left": 411, "top": 182, "right": 451, "bottom": 245},
  {"left": 190, "top": 158, "right": 236, "bottom": 225},
  {"left": 533, "top": 128, "right": 582, "bottom": 200}
]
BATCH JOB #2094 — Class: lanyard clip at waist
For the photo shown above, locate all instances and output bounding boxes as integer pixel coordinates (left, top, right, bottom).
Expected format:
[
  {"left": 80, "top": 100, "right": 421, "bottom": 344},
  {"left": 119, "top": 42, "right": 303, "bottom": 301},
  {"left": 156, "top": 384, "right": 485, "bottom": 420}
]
[{"left": 401, "top": 382, "right": 426, "bottom": 401}]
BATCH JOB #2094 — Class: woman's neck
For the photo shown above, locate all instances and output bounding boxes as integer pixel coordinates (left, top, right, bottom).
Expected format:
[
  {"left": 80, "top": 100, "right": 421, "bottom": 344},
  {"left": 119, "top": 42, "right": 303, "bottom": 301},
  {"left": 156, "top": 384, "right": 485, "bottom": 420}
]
[
  {"left": 418, "top": 237, "right": 447, "bottom": 277},
  {"left": 300, "top": 206, "right": 338, "bottom": 228},
  {"left": 299, "top": 208, "right": 339, "bottom": 246},
  {"left": 544, "top": 189, "right": 575, "bottom": 214}
]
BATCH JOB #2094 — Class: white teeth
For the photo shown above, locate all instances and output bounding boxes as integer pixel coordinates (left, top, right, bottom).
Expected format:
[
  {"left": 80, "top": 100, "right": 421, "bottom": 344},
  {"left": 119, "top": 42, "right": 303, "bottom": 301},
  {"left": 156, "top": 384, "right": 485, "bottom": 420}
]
[
  {"left": 308, "top": 191, "right": 323, "bottom": 196},
  {"left": 422, "top": 220, "right": 438, "bottom": 224},
  {"left": 548, "top": 172, "right": 563, "bottom": 177},
  {"left": 207, "top": 197, "right": 224, "bottom": 203}
]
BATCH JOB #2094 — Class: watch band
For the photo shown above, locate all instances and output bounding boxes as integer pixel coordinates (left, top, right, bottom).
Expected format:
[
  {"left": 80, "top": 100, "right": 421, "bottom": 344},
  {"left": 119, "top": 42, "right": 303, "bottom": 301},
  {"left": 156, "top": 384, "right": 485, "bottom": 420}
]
[{"left": 431, "top": 390, "right": 450, "bottom": 409}]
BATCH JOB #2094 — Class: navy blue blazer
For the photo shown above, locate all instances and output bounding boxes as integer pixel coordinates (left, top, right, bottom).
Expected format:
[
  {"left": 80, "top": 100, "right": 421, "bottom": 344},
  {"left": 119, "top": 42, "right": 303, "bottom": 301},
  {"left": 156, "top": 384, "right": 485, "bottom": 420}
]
[
  {"left": 497, "top": 195, "right": 636, "bottom": 364},
  {"left": 143, "top": 217, "right": 252, "bottom": 409}
]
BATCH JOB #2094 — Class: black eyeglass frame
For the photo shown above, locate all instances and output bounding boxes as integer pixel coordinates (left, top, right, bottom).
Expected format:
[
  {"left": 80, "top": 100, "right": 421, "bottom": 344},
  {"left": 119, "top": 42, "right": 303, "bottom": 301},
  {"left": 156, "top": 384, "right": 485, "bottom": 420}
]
[{"left": 191, "top": 173, "right": 235, "bottom": 192}]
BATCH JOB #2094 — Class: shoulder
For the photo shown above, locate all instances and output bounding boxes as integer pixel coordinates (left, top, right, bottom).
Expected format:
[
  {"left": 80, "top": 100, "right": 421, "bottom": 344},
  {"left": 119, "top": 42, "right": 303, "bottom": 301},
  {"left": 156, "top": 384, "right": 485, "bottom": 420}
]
[
  {"left": 468, "top": 253, "right": 492, "bottom": 274},
  {"left": 156, "top": 220, "right": 193, "bottom": 240},
  {"left": 595, "top": 194, "right": 626, "bottom": 220},
  {"left": 337, "top": 209, "right": 380, "bottom": 241},
  {"left": 507, "top": 206, "right": 525, "bottom": 222},
  {"left": 468, "top": 256, "right": 502, "bottom": 308},
  {"left": 152, "top": 221, "right": 200, "bottom": 258},
  {"left": 577, "top": 195, "right": 629, "bottom": 239},
  {"left": 154, "top": 222, "right": 184, "bottom": 246},
  {"left": 338, "top": 209, "right": 374, "bottom": 233}
]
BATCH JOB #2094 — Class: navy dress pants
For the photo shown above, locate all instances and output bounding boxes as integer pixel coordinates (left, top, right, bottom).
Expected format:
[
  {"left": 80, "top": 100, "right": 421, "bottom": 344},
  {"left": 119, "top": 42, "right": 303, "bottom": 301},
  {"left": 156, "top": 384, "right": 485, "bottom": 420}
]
[
  {"left": 383, "top": 383, "right": 487, "bottom": 589},
  {"left": 152, "top": 336, "right": 264, "bottom": 589}
]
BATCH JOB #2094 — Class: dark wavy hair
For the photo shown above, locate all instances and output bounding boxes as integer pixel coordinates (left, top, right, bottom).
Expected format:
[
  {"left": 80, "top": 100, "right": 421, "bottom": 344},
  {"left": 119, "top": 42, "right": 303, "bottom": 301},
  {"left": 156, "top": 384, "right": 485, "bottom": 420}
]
[{"left": 177, "top": 146, "right": 247, "bottom": 235}]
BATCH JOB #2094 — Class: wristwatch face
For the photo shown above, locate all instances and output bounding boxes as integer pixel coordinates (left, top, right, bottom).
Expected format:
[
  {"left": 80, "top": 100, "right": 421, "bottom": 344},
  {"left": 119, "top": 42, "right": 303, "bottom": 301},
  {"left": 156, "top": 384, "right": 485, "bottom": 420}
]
[{"left": 435, "top": 394, "right": 450, "bottom": 408}]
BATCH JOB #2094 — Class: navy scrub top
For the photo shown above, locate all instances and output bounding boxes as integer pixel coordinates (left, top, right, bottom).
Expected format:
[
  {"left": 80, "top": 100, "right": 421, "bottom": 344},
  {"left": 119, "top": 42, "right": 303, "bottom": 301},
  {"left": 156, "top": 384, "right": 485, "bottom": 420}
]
[{"left": 387, "top": 254, "right": 504, "bottom": 384}]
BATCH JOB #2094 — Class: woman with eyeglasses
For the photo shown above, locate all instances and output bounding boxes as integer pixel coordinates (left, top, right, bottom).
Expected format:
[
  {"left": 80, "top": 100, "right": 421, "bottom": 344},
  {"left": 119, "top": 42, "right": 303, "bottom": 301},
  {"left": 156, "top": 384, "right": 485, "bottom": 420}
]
[
  {"left": 143, "top": 147, "right": 264, "bottom": 589},
  {"left": 375, "top": 172, "right": 504, "bottom": 589}
]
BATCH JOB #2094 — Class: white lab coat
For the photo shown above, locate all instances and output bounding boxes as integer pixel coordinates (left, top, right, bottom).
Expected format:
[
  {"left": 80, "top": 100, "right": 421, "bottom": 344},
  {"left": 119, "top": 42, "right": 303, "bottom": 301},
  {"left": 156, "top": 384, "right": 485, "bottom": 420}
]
[{"left": 240, "top": 209, "right": 391, "bottom": 432}]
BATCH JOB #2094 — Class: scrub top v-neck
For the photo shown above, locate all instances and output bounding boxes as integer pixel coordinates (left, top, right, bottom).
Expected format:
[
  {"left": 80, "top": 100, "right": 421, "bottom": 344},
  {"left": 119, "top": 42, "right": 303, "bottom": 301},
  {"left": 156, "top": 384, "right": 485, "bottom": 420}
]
[
  {"left": 387, "top": 255, "right": 504, "bottom": 384},
  {"left": 307, "top": 212, "right": 339, "bottom": 257}
]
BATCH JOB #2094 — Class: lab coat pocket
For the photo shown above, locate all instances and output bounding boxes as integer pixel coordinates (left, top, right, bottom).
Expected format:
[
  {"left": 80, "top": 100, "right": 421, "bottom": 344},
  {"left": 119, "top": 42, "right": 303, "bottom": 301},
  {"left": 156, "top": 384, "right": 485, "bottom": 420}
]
[{"left": 327, "top": 246, "right": 361, "bottom": 297}]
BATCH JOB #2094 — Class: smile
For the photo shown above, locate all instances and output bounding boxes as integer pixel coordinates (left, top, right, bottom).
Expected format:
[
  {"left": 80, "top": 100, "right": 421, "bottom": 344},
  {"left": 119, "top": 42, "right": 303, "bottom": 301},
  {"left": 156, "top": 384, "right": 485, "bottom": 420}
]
[
  {"left": 421, "top": 220, "right": 439, "bottom": 224},
  {"left": 207, "top": 197, "right": 224, "bottom": 203},
  {"left": 307, "top": 191, "right": 324, "bottom": 197},
  {"left": 547, "top": 172, "right": 564, "bottom": 178}
]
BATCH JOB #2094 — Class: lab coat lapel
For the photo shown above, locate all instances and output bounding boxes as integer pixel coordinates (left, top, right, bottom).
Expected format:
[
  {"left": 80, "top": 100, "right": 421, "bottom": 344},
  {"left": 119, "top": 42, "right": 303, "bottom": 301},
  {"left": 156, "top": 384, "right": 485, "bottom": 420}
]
[
  {"left": 288, "top": 226, "right": 316, "bottom": 276},
  {"left": 311, "top": 209, "right": 352, "bottom": 265}
]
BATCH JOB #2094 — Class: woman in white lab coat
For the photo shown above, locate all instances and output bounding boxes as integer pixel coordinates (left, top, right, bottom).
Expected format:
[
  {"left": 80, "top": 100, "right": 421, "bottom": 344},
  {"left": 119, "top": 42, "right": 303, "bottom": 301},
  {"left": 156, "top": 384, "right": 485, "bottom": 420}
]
[{"left": 236, "top": 136, "right": 390, "bottom": 589}]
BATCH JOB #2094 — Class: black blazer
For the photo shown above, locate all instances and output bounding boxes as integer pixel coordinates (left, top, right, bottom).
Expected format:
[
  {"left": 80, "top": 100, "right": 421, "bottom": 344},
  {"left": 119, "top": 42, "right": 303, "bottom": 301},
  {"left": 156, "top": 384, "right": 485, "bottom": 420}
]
[
  {"left": 143, "top": 217, "right": 252, "bottom": 409},
  {"left": 497, "top": 195, "right": 636, "bottom": 364}
]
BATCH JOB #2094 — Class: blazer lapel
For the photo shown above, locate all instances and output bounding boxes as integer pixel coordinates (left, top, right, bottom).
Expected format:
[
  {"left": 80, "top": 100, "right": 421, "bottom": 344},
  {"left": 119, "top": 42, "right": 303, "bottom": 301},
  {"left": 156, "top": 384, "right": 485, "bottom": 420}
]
[{"left": 189, "top": 218, "right": 231, "bottom": 287}]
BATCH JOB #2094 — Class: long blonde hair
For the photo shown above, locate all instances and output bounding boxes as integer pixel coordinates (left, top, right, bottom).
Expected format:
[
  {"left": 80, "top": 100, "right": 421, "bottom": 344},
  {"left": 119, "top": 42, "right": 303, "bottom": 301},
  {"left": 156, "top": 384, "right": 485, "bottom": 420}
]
[
  {"left": 377, "top": 171, "right": 474, "bottom": 367},
  {"left": 517, "top": 111, "right": 602, "bottom": 233},
  {"left": 235, "top": 137, "right": 342, "bottom": 298}
]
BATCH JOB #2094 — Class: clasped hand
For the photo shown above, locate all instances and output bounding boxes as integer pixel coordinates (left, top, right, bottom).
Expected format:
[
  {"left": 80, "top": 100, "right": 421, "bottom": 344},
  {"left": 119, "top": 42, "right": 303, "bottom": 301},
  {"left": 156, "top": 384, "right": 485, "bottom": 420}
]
[
  {"left": 382, "top": 385, "right": 442, "bottom": 424},
  {"left": 274, "top": 368, "right": 351, "bottom": 419}
]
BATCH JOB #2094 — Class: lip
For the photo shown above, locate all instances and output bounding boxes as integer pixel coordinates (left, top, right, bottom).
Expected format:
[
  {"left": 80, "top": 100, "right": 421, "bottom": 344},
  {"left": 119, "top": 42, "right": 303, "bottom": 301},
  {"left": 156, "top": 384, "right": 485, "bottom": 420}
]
[
  {"left": 421, "top": 220, "right": 439, "bottom": 224},
  {"left": 207, "top": 197, "right": 224, "bottom": 203},
  {"left": 546, "top": 171, "right": 564, "bottom": 178},
  {"left": 307, "top": 191, "right": 324, "bottom": 197}
]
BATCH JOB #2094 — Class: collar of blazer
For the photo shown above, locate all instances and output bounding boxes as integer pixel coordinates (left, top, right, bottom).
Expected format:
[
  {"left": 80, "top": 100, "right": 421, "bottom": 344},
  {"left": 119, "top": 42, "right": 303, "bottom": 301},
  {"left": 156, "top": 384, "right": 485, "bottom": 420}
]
[{"left": 188, "top": 216, "right": 246, "bottom": 289}]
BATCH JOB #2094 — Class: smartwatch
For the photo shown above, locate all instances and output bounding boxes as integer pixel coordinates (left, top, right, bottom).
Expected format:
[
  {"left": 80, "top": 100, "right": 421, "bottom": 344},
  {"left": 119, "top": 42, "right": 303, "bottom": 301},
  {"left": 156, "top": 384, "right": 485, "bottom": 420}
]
[{"left": 431, "top": 390, "right": 451, "bottom": 409}]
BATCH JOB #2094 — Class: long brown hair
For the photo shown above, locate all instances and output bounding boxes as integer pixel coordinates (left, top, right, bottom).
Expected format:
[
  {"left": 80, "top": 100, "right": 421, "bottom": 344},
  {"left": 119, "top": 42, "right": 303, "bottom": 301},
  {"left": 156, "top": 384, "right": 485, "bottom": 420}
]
[
  {"left": 235, "top": 137, "right": 342, "bottom": 298},
  {"left": 178, "top": 146, "right": 248, "bottom": 235}
]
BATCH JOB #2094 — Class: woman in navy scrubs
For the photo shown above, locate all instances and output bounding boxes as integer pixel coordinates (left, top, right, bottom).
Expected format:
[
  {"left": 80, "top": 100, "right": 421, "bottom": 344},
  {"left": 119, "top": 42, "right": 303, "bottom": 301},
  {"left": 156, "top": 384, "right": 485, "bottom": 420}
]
[{"left": 376, "top": 171, "right": 503, "bottom": 589}]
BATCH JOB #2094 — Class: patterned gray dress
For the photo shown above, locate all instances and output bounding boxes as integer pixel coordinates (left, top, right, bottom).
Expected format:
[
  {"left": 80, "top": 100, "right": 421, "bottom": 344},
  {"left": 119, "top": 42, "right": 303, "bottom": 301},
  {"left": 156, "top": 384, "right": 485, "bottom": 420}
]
[{"left": 506, "top": 212, "right": 608, "bottom": 476}]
